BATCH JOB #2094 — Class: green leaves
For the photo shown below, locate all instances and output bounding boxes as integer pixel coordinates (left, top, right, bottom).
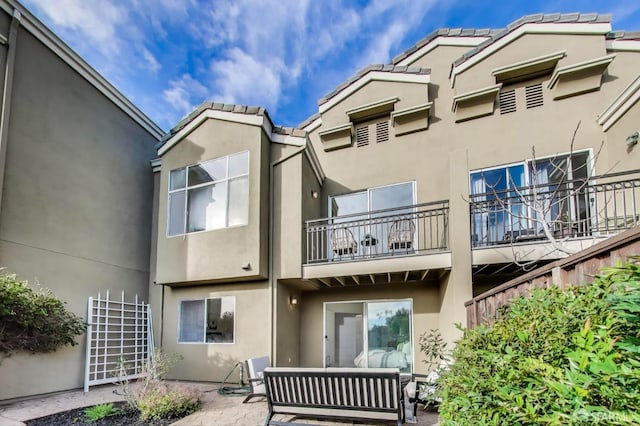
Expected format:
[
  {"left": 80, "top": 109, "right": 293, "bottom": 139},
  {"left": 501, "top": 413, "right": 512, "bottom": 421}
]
[
  {"left": 438, "top": 257, "right": 640, "bottom": 425},
  {"left": 0, "top": 271, "right": 85, "bottom": 358}
]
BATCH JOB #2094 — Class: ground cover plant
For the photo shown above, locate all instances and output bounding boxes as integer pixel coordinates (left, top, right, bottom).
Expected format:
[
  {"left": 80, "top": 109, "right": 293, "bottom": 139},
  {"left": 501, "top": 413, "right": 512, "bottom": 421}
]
[{"left": 439, "top": 257, "right": 640, "bottom": 425}]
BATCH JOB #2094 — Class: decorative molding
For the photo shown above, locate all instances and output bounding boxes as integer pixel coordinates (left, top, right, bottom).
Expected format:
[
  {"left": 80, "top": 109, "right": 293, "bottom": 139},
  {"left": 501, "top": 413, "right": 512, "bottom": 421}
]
[
  {"left": 318, "top": 123, "right": 354, "bottom": 152},
  {"left": 345, "top": 97, "right": 399, "bottom": 121},
  {"left": 396, "top": 36, "right": 489, "bottom": 67},
  {"left": 548, "top": 54, "right": 616, "bottom": 89},
  {"left": 452, "top": 84, "right": 502, "bottom": 112},
  {"left": 151, "top": 158, "right": 161, "bottom": 173},
  {"left": 597, "top": 75, "right": 640, "bottom": 131},
  {"left": 391, "top": 102, "right": 433, "bottom": 124},
  {"left": 606, "top": 39, "right": 640, "bottom": 52},
  {"left": 319, "top": 72, "right": 429, "bottom": 114},
  {"left": 158, "top": 109, "right": 270, "bottom": 156},
  {"left": 491, "top": 50, "right": 566, "bottom": 82},
  {"left": 451, "top": 22, "right": 612, "bottom": 87}
]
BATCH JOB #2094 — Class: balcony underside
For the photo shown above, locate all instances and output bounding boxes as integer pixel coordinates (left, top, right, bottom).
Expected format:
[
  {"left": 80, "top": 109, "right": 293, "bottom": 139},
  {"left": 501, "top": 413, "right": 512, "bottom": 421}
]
[
  {"left": 472, "top": 236, "right": 608, "bottom": 266},
  {"left": 301, "top": 251, "right": 451, "bottom": 288}
]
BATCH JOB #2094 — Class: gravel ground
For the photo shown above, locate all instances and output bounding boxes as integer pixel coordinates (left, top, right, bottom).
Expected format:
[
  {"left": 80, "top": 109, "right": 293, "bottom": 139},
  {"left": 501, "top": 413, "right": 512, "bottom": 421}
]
[{"left": 25, "top": 402, "right": 182, "bottom": 426}]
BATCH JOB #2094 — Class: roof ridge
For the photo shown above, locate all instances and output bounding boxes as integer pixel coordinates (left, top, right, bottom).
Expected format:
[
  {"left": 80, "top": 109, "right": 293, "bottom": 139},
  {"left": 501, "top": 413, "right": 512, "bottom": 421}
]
[
  {"left": 157, "top": 102, "right": 268, "bottom": 148},
  {"left": 317, "top": 64, "right": 430, "bottom": 106},
  {"left": 390, "top": 27, "right": 502, "bottom": 65},
  {"left": 452, "top": 12, "right": 612, "bottom": 69}
]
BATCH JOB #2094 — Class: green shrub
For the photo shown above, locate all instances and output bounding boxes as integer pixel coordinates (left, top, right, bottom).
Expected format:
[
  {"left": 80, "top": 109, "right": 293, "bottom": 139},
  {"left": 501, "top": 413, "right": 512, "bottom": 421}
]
[
  {"left": 137, "top": 384, "right": 201, "bottom": 420},
  {"left": 439, "top": 257, "right": 640, "bottom": 425},
  {"left": 0, "top": 272, "right": 85, "bottom": 358},
  {"left": 84, "top": 403, "right": 119, "bottom": 422}
]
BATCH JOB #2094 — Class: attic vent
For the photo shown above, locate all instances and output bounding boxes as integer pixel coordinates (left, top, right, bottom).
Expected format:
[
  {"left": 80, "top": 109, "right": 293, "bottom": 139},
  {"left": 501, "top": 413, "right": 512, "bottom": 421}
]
[
  {"left": 499, "top": 89, "right": 516, "bottom": 114},
  {"left": 355, "top": 125, "right": 369, "bottom": 147},
  {"left": 525, "top": 83, "right": 543, "bottom": 109},
  {"left": 376, "top": 121, "right": 389, "bottom": 143}
]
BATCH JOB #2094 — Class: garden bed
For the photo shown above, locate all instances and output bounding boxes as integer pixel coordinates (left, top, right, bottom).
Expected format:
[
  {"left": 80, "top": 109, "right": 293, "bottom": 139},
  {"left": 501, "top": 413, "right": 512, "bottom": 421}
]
[{"left": 25, "top": 401, "right": 183, "bottom": 426}]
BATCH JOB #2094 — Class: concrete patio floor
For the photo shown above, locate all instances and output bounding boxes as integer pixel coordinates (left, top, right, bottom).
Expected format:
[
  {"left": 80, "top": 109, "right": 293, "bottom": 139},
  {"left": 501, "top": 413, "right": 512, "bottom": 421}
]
[{"left": 0, "top": 381, "right": 439, "bottom": 425}]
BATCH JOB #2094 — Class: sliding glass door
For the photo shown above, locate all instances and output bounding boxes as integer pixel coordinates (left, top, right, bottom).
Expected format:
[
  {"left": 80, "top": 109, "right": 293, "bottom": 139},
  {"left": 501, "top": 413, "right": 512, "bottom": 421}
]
[
  {"left": 324, "top": 300, "right": 413, "bottom": 373},
  {"left": 329, "top": 182, "right": 415, "bottom": 258}
]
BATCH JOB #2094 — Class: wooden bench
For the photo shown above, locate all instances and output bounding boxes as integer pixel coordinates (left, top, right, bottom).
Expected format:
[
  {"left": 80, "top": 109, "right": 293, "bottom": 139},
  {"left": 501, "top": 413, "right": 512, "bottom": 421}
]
[{"left": 263, "top": 367, "right": 403, "bottom": 426}]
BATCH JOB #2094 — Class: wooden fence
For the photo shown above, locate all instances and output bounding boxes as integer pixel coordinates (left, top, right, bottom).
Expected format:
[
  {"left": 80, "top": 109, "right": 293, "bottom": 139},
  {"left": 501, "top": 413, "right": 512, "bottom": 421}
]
[{"left": 465, "top": 225, "right": 640, "bottom": 328}]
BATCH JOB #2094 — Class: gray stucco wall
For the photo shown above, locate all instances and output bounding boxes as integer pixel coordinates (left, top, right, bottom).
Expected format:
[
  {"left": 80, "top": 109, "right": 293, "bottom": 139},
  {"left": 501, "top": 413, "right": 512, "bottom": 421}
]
[{"left": 0, "top": 18, "right": 157, "bottom": 400}]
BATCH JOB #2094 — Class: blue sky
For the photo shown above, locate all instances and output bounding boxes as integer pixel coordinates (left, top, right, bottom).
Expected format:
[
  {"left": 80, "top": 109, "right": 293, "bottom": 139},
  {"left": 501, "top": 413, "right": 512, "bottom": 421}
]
[{"left": 22, "top": 0, "right": 640, "bottom": 132}]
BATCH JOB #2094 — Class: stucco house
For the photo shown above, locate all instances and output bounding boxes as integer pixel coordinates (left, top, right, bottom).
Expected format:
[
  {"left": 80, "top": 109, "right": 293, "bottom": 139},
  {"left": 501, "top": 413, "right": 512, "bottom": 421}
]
[
  {"left": 1, "top": 4, "right": 639, "bottom": 401},
  {"left": 149, "top": 13, "right": 640, "bottom": 383}
]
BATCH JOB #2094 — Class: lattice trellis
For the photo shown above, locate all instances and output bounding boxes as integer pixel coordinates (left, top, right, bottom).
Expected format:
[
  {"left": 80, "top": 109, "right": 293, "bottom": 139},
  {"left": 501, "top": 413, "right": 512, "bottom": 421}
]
[{"left": 84, "top": 290, "right": 154, "bottom": 392}]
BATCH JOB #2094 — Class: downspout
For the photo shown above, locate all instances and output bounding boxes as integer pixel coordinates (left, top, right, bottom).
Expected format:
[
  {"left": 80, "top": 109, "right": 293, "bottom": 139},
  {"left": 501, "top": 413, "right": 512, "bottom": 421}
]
[
  {"left": 0, "top": 9, "right": 20, "bottom": 216},
  {"left": 269, "top": 145, "right": 306, "bottom": 366}
]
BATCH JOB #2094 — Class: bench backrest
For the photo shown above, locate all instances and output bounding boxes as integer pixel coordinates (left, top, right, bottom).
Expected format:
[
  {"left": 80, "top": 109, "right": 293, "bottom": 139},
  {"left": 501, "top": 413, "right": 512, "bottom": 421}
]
[{"left": 263, "top": 367, "right": 401, "bottom": 423}]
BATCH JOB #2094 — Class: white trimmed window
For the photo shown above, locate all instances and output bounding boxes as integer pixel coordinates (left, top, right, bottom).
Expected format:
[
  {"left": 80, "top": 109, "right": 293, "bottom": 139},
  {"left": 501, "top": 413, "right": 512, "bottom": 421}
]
[
  {"left": 168, "top": 151, "right": 249, "bottom": 236},
  {"left": 178, "top": 297, "right": 235, "bottom": 343}
]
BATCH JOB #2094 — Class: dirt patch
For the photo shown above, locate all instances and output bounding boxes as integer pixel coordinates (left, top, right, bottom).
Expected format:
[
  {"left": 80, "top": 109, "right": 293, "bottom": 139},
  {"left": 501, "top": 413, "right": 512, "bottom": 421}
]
[{"left": 25, "top": 402, "right": 184, "bottom": 426}]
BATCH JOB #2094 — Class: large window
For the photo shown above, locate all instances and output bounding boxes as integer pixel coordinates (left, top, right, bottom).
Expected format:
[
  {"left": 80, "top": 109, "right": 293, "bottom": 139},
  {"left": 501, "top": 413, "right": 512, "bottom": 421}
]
[
  {"left": 324, "top": 300, "right": 413, "bottom": 374},
  {"left": 178, "top": 297, "right": 235, "bottom": 343},
  {"left": 329, "top": 182, "right": 416, "bottom": 257},
  {"left": 168, "top": 151, "right": 249, "bottom": 236},
  {"left": 470, "top": 150, "right": 591, "bottom": 245}
]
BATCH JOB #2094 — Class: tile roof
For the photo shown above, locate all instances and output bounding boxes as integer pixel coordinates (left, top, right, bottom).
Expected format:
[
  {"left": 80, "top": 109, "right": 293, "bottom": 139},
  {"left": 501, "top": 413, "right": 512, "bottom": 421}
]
[
  {"left": 273, "top": 126, "right": 307, "bottom": 137},
  {"left": 606, "top": 30, "right": 640, "bottom": 40},
  {"left": 317, "top": 64, "right": 430, "bottom": 106},
  {"left": 156, "top": 102, "right": 271, "bottom": 149},
  {"left": 452, "top": 13, "right": 612, "bottom": 68},
  {"left": 390, "top": 28, "right": 502, "bottom": 65}
]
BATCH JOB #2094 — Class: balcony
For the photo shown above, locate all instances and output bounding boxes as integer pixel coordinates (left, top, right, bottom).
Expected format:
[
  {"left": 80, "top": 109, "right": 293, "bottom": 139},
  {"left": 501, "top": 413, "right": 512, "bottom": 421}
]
[
  {"left": 305, "top": 200, "right": 449, "bottom": 264},
  {"left": 470, "top": 169, "right": 640, "bottom": 248}
]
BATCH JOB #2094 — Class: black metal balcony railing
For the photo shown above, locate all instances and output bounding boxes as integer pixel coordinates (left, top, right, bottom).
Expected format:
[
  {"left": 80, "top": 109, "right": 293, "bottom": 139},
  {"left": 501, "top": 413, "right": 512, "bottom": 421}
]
[
  {"left": 305, "top": 201, "right": 449, "bottom": 264},
  {"left": 470, "top": 169, "right": 640, "bottom": 248}
]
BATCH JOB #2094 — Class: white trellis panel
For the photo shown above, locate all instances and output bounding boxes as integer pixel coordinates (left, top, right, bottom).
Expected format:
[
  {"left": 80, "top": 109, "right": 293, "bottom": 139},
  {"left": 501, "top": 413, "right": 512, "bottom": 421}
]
[{"left": 84, "top": 290, "right": 154, "bottom": 392}]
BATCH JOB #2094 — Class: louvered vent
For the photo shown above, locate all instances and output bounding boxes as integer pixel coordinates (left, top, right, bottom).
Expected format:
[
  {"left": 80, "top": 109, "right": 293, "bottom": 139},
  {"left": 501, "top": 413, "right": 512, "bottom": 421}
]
[
  {"left": 376, "top": 121, "right": 389, "bottom": 143},
  {"left": 499, "top": 89, "right": 516, "bottom": 114},
  {"left": 525, "top": 83, "right": 543, "bottom": 109},
  {"left": 355, "top": 125, "right": 369, "bottom": 147}
]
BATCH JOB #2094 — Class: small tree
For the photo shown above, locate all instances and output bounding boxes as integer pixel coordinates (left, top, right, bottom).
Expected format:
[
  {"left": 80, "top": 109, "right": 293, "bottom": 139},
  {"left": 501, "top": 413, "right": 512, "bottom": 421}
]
[
  {"left": 0, "top": 271, "right": 85, "bottom": 362},
  {"left": 470, "top": 121, "right": 613, "bottom": 270}
]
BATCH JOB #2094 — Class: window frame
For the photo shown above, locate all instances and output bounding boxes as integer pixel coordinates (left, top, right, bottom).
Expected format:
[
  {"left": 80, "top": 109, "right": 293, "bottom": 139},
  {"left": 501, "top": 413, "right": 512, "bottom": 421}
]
[
  {"left": 177, "top": 296, "right": 236, "bottom": 345},
  {"left": 167, "top": 151, "right": 250, "bottom": 237}
]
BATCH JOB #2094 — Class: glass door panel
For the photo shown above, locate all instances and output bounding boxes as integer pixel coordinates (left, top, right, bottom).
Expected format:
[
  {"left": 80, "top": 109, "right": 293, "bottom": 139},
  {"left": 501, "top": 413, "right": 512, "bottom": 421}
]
[
  {"left": 366, "top": 301, "right": 412, "bottom": 373},
  {"left": 324, "top": 300, "right": 413, "bottom": 373},
  {"left": 370, "top": 183, "right": 414, "bottom": 256}
]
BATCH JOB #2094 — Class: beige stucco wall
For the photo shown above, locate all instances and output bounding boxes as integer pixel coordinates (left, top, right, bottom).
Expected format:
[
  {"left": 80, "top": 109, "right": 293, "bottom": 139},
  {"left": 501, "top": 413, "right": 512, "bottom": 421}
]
[
  {"left": 155, "top": 119, "right": 269, "bottom": 284},
  {"left": 161, "top": 282, "right": 270, "bottom": 382},
  {"left": 0, "top": 23, "right": 156, "bottom": 400},
  {"left": 454, "top": 34, "right": 607, "bottom": 93}
]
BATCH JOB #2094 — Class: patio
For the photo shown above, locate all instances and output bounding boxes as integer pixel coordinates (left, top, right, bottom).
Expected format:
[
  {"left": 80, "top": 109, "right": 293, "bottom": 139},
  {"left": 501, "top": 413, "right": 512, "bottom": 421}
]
[{"left": 0, "top": 382, "right": 440, "bottom": 425}]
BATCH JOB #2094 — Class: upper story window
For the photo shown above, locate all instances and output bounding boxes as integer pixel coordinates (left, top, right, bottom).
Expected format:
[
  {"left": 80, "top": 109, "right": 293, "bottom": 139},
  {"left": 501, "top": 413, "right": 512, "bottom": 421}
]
[{"left": 168, "top": 151, "right": 249, "bottom": 237}]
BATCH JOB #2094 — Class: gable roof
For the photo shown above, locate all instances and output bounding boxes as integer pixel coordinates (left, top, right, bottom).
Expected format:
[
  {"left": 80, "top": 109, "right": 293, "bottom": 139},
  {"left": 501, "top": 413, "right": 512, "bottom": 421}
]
[
  {"left": 448, "top": 13, "right": 613, "bottom": 87},
  {"left": 451, "top": 13, "right": 612, "bottom": 70},
  {"left": 317, "top": 64, "right": 430, "bottom": 114},
  {"left": 156, "top": 102, "right": 311, "bottom": 156},
  {"left": 391, "top": 28, "right": 502, "bottom": 65}
]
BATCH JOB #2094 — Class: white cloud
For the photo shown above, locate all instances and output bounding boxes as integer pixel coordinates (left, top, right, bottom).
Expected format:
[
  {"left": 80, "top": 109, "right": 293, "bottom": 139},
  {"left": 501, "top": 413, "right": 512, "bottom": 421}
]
[
  {"left": 210, "top": 48, "right": 283, "bottom": 109},
  {"left": 26, "top": 0, "right": 124, "bottom": 54},
  {"left": 163, "top": 74, "right": 208, "bottom": 117},
  {"left": 142, "top": 48, "right": 161, "bottom": 73}
]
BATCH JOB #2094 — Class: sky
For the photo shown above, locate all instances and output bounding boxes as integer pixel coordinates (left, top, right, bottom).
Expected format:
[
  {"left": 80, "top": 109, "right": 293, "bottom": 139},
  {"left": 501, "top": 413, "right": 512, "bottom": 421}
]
[{"left": 21, "top": 0, "right": 640, "bottom": 132}]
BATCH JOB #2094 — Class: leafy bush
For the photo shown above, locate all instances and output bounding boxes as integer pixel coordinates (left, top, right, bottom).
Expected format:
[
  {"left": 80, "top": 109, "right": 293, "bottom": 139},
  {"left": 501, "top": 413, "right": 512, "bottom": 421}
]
[
  {"left": 0, "top": 272, "right": 85, "bottom": 358},
  {"left": 439, "top": 257, "right": 640, "bottom": 425},
  {"left": 84, "top": 403, "right": 119, "bottom": 421},
  {"left": 136, "top": 384, "right": 201, "bottom": 420},
  {"left": 115, "top": 349, "right": 201, "bottom": 420}
]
